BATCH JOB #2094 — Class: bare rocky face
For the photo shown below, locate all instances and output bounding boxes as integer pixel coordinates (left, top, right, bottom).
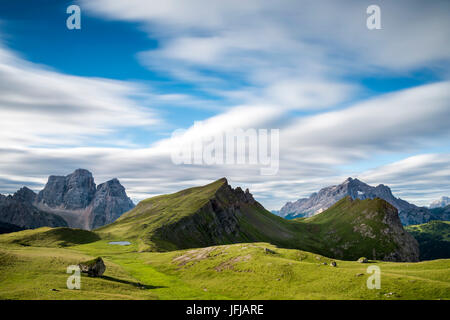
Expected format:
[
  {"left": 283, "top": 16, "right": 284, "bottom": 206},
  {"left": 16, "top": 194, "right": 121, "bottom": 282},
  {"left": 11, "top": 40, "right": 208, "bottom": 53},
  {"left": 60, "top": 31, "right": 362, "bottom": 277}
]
[{"left": 0, "top": 169, "right": 135, "bottom": 230}]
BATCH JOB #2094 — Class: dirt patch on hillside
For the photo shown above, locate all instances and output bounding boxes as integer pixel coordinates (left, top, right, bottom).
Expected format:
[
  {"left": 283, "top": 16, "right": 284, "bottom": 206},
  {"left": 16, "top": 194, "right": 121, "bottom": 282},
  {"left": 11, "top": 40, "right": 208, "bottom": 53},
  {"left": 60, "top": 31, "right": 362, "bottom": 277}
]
[
  {"left": 172, "top": 246, "right": 218, "bottom": 267},
  {"left": 215, "top": 254, "right": 252, "bottom": 272}
]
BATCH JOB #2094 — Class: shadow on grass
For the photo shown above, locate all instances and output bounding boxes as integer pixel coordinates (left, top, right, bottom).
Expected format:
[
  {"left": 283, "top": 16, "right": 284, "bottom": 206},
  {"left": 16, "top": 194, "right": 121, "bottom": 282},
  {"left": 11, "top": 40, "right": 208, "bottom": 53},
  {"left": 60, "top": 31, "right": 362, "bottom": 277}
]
[{"left": 100, "top": 275, "right": 166, "bottom": 290}]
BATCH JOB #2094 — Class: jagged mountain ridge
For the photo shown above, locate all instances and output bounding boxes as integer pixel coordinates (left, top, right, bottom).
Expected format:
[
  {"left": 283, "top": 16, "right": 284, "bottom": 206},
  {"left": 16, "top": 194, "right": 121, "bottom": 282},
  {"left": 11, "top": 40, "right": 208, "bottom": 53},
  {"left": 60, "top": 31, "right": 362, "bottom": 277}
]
[
  {"left": 35, "top": 169, "right": 135, "bottom": 230},
  {"left": 304, "top": 196, "right": 419, "bottom": 262},
  {"left": 0, "top": 187, "right": 68, "bottom": 229},
  {"left": 98, "top": 178, "right": 419, "bottom": 261},
  {"left": 36, "top": 169, "right": 97, "bottom": 210},
  {"left": 0, "top": 169, "right": 135, "bottom": 231},
  {"left": 430, "top": 196, "right": 450, "bottom": 209},
  {"left": 89, "top": 178, "right": 136, "bottom": 229},
  {"left": 279, "top": 177, "right": 439, "bottom": 225}
]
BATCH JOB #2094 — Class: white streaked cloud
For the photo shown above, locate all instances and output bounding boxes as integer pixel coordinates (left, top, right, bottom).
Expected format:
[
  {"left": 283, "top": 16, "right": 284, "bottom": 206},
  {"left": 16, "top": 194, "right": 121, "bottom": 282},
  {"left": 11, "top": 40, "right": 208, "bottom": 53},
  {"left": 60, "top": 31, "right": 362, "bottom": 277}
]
[
  {"left": 84, "top": 0, "right": 450, "bottom": 78},
  {"left": 0, "top": 45, "right": 160, "bottom": 148},
  {"left": 0, "top": 0, "right": 450, "bottom": 212},
  {"left": 282, "top": 81, "right": 450, "bottom": 153},
  {"left": 1, "top": 80, "right": 449, "bottom": 210}
]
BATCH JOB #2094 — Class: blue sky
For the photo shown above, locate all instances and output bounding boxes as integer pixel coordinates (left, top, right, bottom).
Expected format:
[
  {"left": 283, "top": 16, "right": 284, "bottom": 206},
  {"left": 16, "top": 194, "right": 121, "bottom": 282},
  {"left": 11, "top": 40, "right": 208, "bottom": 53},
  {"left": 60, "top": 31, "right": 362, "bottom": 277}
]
[{"left": 0, "top": 0, "right": 449, "bottom": 209}]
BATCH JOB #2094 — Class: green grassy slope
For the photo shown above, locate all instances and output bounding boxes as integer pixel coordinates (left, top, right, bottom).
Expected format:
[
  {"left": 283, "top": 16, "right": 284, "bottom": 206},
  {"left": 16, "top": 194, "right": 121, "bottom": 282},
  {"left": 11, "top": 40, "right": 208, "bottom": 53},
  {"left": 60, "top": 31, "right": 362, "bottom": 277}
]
[
  {"left": 96, "top": 178, "right": 311, "bottom": 252},
  {"left": 0, "top": 246, "right": 159, "bottom": 300},
  {"left": 96, "top": 178, "right": 230, "bottom": 251},
  {"left": 97, "top": 179, "right": 417, "bottom": 261},
  {"left": 0, "top": 239, "right": 448, "bottom": 300},
  {"left": 131, "top": 243, "right": 449, "bottom": 300},
  {"left": 406, "top": 221, "right": 450, "bottom": 260}
]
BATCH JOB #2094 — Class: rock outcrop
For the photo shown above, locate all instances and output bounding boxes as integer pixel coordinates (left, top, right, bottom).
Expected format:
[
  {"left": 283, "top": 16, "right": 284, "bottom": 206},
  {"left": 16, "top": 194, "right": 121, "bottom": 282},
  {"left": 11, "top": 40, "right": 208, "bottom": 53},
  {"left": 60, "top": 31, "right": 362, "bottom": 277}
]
[
  {"left": 279, "top": 177, "right": 439, "bottom": 225},
  {"left": 379, "top": 201, "right": 420, "bottom": 262},
  {"left": 36, "top": 169, "right": 96, "bottom": 210},
  {"left": 89, "top": 179, "right": 135, "bottom": 229},
  {"left": 79, "top": 257, "right": 106, "bottom": 277},
  {"left": 154, "top": 179, "right": 258, "bottom": 250}
]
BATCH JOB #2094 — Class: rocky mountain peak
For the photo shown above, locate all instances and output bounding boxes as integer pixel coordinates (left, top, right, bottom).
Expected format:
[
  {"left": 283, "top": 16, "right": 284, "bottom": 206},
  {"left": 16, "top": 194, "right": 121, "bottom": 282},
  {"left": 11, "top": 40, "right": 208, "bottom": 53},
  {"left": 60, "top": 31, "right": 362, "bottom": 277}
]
[
  {"left": 0, "top": 186, "right": 68, "bottom": 229},
  {"left": 32, "top": 169, "right": 135, "bottom": 229},
  {"left": 97, "top": 178, "right": 122, "bottom": 191},
  {"left": 215, "top": 179, "right": 256, "bottom": 205},
  {"left": 72, "top": 168, "right": 93, "bottom": 176},
  {"left": 232, "top": 186, "right": 256, "bottom": 204},
  {"left": 343, "top": 177, "right": 359, "bottom": 185},
  {"left": 89, "top": 178, "right": 135, "bottom": 230},
  {"left": 64, "top": 169, "right": 96, "bottom": 209},
  {"left": 36, "top": 169, "right": 96, "bottom": 210},
  {"left": 279, "top": 177, "right": 421, "bottom": 223}
]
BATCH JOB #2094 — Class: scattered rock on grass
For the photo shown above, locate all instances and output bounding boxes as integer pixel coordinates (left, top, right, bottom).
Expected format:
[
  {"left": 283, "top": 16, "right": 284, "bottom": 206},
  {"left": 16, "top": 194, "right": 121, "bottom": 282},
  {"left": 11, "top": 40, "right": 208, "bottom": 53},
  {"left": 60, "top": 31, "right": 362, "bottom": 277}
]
[
  {"left": 78, "top": 257, "right": 106, "bottom": 277},
  {"left": 357, "top": 257, "right": 368, "bottom": 263},
  {"left": 264, "top": 248, "right": 276, "bottom": 254},
  {"left": 384, "top": 292, "right": 398, "bottom": 297},
  {"left": 330, "top": 261, "right": 337, "bottom": 267}
]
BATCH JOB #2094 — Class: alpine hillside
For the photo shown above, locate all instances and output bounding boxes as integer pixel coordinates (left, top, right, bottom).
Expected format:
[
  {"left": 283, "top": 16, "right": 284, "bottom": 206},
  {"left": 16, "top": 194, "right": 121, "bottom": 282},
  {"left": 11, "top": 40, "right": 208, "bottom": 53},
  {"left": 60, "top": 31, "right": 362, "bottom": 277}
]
[
  {"left": 279, "top": 177, "right": 441, "bottom": 225},
  {"left": 406, "top": 220, "right": 450, "bottom": 260},
  {"left": 98, "top": 178, "right": 419, "bottom": 261}
]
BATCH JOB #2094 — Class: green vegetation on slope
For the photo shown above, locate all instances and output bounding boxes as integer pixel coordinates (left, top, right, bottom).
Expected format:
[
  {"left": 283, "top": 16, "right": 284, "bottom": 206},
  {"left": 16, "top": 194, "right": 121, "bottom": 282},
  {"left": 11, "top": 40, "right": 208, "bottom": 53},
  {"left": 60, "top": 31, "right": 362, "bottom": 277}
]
[
  {"left": 303, "top": 196, "right": 417, "bottom": 261},
  {"left": 95, "top": 178, "right": 228, "bottom": 251},
  {"left": 406, "top": 221, "right": 450, "bottom": 260},
  {"left": 0, "top": 239, "right": 448, "bottom": 300}
]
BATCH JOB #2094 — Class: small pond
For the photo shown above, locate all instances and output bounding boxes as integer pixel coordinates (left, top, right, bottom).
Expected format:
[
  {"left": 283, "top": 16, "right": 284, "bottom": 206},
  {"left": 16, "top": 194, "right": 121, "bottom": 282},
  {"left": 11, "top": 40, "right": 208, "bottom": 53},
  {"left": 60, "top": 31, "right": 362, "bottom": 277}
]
[{"left": 108, "top": 241, "right": 131, "bottom": 246}]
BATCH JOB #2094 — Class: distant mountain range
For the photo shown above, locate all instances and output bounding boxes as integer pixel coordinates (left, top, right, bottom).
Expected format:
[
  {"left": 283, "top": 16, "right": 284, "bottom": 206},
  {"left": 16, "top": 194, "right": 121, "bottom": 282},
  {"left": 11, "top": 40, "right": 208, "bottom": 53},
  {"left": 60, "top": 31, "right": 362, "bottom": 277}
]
[
  {"left": 429, "top": 196, "right": 450, "bottom": 209},
  {"left": 0, "top": 169, "right": 134, "bottom": 231},
  {"left": 0, "top": 187, "right": 68, "bottom": 230},
  {"left": 1, "top": 170, "right": 448, "bottom": 262},
  {"left": 278, "top": 177, "right": 445, "bottom": 225},
  {"left": 98, "top": 178, "right": 419, "bottom": 261}
]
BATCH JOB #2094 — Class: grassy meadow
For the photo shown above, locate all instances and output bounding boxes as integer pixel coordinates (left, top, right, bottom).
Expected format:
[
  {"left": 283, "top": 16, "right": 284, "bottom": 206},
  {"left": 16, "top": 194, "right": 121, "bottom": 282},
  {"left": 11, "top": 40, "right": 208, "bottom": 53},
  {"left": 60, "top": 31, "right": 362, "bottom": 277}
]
[{"left": 0, "top": 228, "right": 448, "bottom": 300}]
